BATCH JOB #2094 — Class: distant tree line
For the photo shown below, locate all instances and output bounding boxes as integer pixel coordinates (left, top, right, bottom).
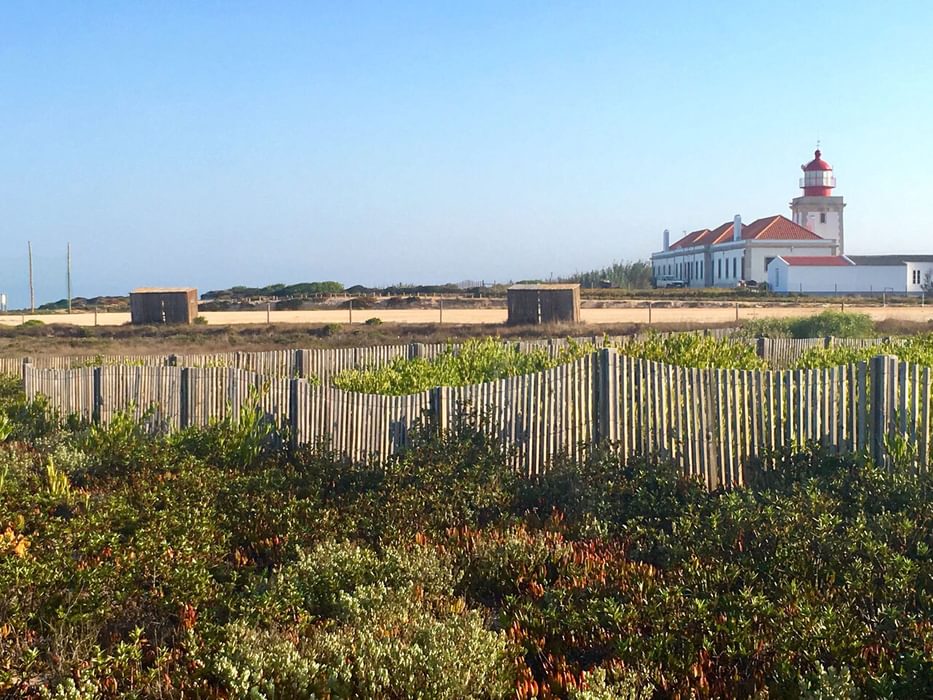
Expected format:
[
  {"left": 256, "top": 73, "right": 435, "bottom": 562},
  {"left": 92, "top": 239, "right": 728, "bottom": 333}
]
[
  {"left": 202, "top": 281, "right": 505, "bottom": 301},
  {"left": 566, "top": 260, "right": 654, "bottom": 289},
  {"left": 202, "top": 281, "right": 345, "bottom": 300}
]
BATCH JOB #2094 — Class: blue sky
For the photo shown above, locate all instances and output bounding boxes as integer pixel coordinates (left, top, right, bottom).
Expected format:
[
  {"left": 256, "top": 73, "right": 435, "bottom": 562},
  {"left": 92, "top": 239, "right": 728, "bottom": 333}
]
[{"left": 2, "top": 1, "right": 932, "bottom": 307}]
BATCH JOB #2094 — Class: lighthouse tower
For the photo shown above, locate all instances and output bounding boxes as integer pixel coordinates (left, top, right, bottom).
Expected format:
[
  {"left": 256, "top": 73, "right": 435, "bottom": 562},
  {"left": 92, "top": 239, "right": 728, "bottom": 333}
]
[{"left": 790, "top": 148, "right": 846, "bottom": 254}]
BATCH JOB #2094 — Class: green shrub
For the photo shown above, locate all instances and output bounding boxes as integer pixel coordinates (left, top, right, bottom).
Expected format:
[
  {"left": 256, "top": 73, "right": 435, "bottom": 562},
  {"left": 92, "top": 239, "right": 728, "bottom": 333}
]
[
  {"left": 738, "top": 317, "right": 793, "bottom": 338},
  {"left": 788, "top": 310, "right": 875, "bottom": 338},
  {"left": 364, "top": 316, "right": 383, "bottom": 326},
  {"left": 193, "top": 315, "right": 208, "bottom": 325},
  {"left": 77, "top": 409, "right": 158, "bottom": 477},
  {"left": 214, "top": 542, "right": 513, "bottom": 700},
  {"left": 794, "top": 333, "right": 933, "bottom": 369},
  {"left": 214, "top": 601, "right": 513, "bottom": 700},
  {"left": 0, "top": 375, "right": 57, "bottom": 442},
  {"left": 2, "top": 375, "right": 932, "bottom": 697},
  {"left": 741, "top": 311, "right": 876, "bottom": 339},
  {"left": 333, "top": 337, "right": 596, "bottom": 395},
  {"left": 171, "top": 388, "right": 282, "bottom": 469},
  {"left": 799, "top": 664, "right": 862, "bottom": 699},
  {"left": 256, "top": 541, "right": 457, "bottom": 621},
  {"left": 289, "top": 417, "right": 518, "bottom": 541},
  {"left": 619, "top": 332, "right": 765, "bottom": 369},
  {"left": 333, "top": 335, "right": 764, "bottom": 396}
]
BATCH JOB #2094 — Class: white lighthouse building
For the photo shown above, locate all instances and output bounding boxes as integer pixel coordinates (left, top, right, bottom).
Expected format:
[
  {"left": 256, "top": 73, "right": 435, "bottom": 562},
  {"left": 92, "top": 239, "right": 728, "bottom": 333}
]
[
  {"left": 790, "top": 149, "right": 846, "bottom": 254},
  {"left": 650, "top": 148, "right": 840, "bottom": 288}
]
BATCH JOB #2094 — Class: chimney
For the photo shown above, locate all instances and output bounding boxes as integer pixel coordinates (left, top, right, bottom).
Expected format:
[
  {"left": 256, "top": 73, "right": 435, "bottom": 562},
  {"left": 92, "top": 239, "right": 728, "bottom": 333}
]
[
  {"left": 733, "top": 214, "right": 742, "bottom": 242},
  {"left": 662, "top": 229, "right": 670, "bottom": 251}
]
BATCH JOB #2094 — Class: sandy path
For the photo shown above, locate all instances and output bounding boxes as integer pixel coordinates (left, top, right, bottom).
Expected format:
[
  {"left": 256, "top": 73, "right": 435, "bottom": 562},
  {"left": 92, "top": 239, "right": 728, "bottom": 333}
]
[{"left": 2, "top": 304, "right": 932, "bottom": 327}]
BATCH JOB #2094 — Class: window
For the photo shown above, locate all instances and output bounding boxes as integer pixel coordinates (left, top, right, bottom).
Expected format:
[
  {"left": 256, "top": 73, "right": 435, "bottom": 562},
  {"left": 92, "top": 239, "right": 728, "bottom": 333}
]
[
  {"left": 764, "top": 256, "right": 775, "bottom": 273},
  {"left": 913, "top": 270, "right": 921, "bottom": 285},
  {"left": 718, "top": 259, "right": 722, "bottom": 279},
  {"left": 732, "top": 258, "right": 737, "bottom": 278},
  {"left": 820, "top": 213, "right": 827, "bottom": 224}
]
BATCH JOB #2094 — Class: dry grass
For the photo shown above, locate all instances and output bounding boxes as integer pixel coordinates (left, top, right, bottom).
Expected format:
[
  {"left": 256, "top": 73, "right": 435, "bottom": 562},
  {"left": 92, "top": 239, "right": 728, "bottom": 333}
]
[
  {"left": 0, "top": 320, "right": 747, "bottom": 357},
  {"left": 2, "top": 307, "right": 931, "bottom": 358}
]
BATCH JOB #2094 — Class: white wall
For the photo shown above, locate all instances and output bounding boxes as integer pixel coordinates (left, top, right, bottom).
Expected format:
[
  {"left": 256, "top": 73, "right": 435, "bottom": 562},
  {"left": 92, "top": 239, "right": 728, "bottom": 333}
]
[
  {"left": 709, "top": 246, "right": 751, "bottom": 287},
  {"left": 768, "top": 261, "right": 908, "bottom": 293},
  {"left": 651, "top": 251, "right": 707, "bottom": 287},
  {"left": 906, "top": 263, "right": 933, "bottom": 292},
  {"left": 708, "top": 243, "right": 837, "bottom": 288},
  {"left": 798, "top": 210, "right": 841, "bottom": 244},
  {"left": 791, "top": 196, "right": 845, "bottom": 253},
  {"left": 656, "top": 241, "right": 840, "bottom": 289}
]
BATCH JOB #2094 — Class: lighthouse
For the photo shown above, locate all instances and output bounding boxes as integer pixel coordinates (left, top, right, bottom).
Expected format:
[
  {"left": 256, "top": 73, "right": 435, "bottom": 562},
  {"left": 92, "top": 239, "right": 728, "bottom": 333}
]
[{"left": 790, "top": 148, "right": 846, "bottom": 254}]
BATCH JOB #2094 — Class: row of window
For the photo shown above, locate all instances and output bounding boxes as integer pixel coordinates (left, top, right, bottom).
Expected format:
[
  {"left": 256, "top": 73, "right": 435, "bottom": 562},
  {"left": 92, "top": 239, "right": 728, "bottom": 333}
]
[
  {"left": 655, "top": 256, "right": 745, "bottom": 283},
  {"left": 802, "top": 172, "right": 834, "bottom": 185},
  {"left": 715, "top": 258, "right": 739, "bottom": 281}
]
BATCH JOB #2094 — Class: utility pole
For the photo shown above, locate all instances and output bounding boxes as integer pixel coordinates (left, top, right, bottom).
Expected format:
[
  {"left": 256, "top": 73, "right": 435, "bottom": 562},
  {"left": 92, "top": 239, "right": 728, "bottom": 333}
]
[
  {"left": 27, "top": 241, "right": 35, "bottom": 313},
  {"left": 66, "top": 243, "right": 72, "bottom": 314}
]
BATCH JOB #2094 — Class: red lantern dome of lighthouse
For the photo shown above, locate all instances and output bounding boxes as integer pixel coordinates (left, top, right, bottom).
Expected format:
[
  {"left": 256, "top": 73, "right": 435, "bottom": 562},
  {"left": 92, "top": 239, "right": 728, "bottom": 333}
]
[{"left": 800, "top": 149, "right": 836, "bottom": 196}]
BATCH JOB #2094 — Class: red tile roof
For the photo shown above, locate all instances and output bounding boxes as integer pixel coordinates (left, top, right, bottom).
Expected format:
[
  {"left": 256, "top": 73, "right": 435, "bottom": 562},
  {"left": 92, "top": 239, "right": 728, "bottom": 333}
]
[
  {"left": 707, "top": 221, "right": 740, "bottom": 245},
  {"left": 669, "top": 228, "right": 710, "bottom": 250},
  {"left": 778, "top": 256, "right": 853, "bottom": 267},
  {"left": 668, "top": 215, "right": 822, "bottom": 250},
  {"left": 741, "top": 215, "right": 823, "bottom": 242}
]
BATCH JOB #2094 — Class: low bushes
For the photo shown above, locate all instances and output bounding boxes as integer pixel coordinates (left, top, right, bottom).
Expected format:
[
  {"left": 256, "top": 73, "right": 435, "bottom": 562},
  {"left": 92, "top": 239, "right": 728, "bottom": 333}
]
[
  {"left": 742, "top": 310, "right": 876, "bottom": 339},
  {"left": 795, "top": 333, "right": 933, "bottom": 369},
  {"left": 333, "top": 337, "right": 595, "bottom": 395},
  {"left": 0, "top": 401, "right": 930, "bottom": 697},
  {"left": 333, "top": 334, "right": 765, "bottom": 395}
]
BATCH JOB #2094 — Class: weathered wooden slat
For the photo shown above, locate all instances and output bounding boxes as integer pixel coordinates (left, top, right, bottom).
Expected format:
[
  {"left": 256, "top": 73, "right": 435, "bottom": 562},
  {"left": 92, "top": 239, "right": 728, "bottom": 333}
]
[{"left": 20, "top": 346, "right": 932, "bottom": 487}]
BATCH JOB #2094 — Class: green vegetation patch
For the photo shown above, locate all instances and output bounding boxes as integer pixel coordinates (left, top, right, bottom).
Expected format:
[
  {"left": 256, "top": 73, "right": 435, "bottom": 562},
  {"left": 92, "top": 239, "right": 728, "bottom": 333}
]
[
  {"left": 794, "top": 333, "right": 933, "bottom": 369},
  {"left": 0, "top": 382, "right": 930, "bottom": 697},
  {"left": 742, "top": 310, "right": 876, "bottom": 339},
  {"left": 333, "top": 337, "right": 595, "bottom": 395},
  {"left": 333, "top": 334, "right": 764, "bottom": 395}
]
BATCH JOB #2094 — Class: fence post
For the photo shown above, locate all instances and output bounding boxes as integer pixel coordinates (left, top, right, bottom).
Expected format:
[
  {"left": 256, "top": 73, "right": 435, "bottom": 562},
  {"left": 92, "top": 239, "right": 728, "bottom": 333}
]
[
  {"left": 92, "top": 367, "right": 103, "bottom": 424},
  {"left": 596, "top": 347, "right": 619, "bottom": 444},
  {"left": 288, "top": 378, "right": 300, "bottom": 449},
  {"left": 704, "top": 368, "right": 721, "bottom": 490},
  {"left": 20, "top": 359, "right": 32, "bottom": 399},
  {"left": 869, "top": 354, "right": 897, "bottom": 466},
  {"left": 431, "top": 386, "right": 450, "bottom": 434},
  {"left": 755, "top": 337, "right": 768, "bottom": 360},
  {"left": 180, "top": 367, "right": 191, "bottom": 429}
]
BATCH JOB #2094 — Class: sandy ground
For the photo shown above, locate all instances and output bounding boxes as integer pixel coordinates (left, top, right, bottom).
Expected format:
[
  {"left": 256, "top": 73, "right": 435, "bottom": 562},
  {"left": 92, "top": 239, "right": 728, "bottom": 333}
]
[{"left": 2, "top": 305, "right": 933, "bottom": 327}]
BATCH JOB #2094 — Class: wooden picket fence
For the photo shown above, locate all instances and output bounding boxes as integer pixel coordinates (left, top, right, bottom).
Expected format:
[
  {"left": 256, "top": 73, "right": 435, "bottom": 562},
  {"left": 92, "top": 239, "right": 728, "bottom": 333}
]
[
  {"left": 755, "top": 336, "right": 893, "bottom": 369},
  {"left": 23, "top": 349, "right": 932, "bottom": 487},
  {"left": 0, "top": 331, "right": 899, "bottom": 381}
]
